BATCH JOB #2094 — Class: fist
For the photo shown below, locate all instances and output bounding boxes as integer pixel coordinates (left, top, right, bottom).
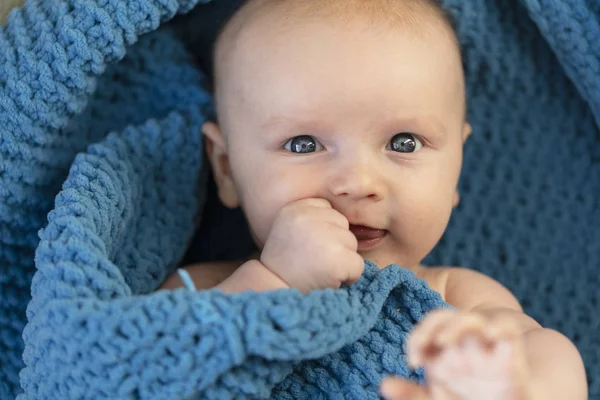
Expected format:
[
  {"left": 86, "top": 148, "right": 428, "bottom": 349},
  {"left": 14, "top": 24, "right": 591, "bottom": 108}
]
[{"left": 260, "top": 198, "right": 365, "bottom": 293}]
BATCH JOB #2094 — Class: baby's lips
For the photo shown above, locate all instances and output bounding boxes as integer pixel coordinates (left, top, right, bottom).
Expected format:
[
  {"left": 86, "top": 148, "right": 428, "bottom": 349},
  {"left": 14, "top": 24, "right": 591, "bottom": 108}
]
[{"left": 349, "top": 224, "right": 387, "bottom": 241}]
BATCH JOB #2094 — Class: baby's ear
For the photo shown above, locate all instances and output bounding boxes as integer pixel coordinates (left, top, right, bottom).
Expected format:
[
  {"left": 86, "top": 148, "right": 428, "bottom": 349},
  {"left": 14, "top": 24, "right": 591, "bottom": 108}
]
[
  {"left": 202, "top": 122, "right": 240, "bottom": 209},
  {"left": 453, "top": 190, "right": 460, "bottom": 208},
  {"left": 462, "top": 122, "right": 472, "bottom": 142}
]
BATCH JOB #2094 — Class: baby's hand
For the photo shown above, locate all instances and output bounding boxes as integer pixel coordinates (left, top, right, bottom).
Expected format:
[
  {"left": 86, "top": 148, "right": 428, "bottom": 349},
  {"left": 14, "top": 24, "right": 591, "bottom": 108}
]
[
  {"left": 381, "top": 310, "right": 531, "bottom": 400},
  {"left": 260, "top": 198, "right": 365, "bottom": 293}
]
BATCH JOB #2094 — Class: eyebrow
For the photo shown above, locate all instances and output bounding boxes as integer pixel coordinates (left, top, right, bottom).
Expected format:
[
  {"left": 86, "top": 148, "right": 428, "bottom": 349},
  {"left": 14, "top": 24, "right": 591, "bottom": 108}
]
[
  {"left": 261, "top": 114, "right": 449, "bottom": 141},
  {"left": 386, "top": 116, "right": 448, "bottom": 139},
  {"left": 260, "top": 114, "right": 333, "bottom": 135},
  {"left": 261, "top": 115, "right": 294, "bottom": 130}
]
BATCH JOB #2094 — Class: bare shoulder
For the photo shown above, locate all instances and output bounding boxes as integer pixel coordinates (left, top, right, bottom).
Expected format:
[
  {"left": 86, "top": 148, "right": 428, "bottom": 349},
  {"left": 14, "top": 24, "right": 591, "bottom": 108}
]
[
  {"left": 159, "top": 260, "right": 241, "bottom": 291},
  {"left": 417, "top": 265, "right": 522, "bottom": 312},
  {"left": 413, "top": 265, "right": 451, "bottom": 298}
]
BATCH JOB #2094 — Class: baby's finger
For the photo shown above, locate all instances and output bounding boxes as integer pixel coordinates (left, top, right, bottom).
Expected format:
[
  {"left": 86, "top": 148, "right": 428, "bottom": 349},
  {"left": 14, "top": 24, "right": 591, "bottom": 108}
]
[
  {"left": 340, "top": 226, "right": 359, "bottom": 251},
  {"left": 407, "top": 309, "right": 458, "bottom": 367},
  {"left": 340, "top": 252, "right": 365, "bottom": 285},
  {"left": 326, "top": 208, "right": 351, "bottom": 229},
  {"left": 294, "top": 198, "right": 333, "bottom": 209},
  {"left": 494, "top": 336, "right": 529, "bottom": 383},
  {"left": 434, "top": 313, "right": 488, "bottom": 347},
  {"left": 305, "top": 206, "right": 350, "bottom": 229},
  {"left": 380, "top": 377, "right": 430, "bottom": 400},
  {"left": 482, "top": 313, "right": 522, "bottom": 343},
  {"left": 484, "top": 315, "right": 528, "bottom": 372},
  {"left": 427, "top": 345, "right": 464, "bottom": 382},
  {"left": 291, "top": 206, "right": 349, "bottom": 232}
]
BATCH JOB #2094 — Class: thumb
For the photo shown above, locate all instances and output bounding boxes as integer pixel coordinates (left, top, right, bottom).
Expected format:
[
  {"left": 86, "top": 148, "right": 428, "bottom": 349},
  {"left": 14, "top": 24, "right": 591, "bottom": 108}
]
[{"left": 380, "top": 377, "right": 430, "bottom": 400}]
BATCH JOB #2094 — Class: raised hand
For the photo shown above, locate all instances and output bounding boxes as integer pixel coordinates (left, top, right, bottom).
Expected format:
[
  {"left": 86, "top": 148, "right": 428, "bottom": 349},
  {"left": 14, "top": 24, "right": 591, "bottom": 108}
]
[
  {"left": 381, "top": 309, "right": 531, "bottom": 400},
  {"left": 260, "top": 198, "right": 365, "bottom": 293}
]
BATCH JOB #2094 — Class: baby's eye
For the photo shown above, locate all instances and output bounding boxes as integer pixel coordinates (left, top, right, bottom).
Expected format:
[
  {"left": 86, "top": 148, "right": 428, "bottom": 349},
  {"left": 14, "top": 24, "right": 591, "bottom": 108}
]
[
  {"left": 387, "top": 133, "right": 423, "bottom": 153},
  {"left": 283, "top": 135, "right": 324, "bottom": 154}
]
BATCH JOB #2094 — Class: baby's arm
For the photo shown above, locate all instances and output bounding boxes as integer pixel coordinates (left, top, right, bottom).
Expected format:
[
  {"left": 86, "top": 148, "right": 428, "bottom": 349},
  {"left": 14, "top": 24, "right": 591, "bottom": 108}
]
[
  {"left": 159, "top": 259, "right": 289, "bottom": 292},
  {"left": 446, "top": 269, "right": 586, "bottom": 399},
  {"left": 161, "top": 198, "right": 364, "bottom": 294},
  {"left": 382, "top": 268, "right": 588, "bottom": 400}
]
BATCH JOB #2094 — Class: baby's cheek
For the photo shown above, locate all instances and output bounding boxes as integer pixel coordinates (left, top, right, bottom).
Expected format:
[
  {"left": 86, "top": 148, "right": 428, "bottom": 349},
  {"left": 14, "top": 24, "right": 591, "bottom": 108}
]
[
  {"left": 241, "top": 199, "right": 273, "bottom": 248},
  {"left": 257, "top": 168, "right": 316, "bottom": 208},
  {"left": 242, "top": 189, "right": 290, "bottom": 246},
  {"left": 396, "top": 195, "right": 452, "bottom": 253},
  {"left": 232, "top": 173, "right": 278, "bottom": 243}
]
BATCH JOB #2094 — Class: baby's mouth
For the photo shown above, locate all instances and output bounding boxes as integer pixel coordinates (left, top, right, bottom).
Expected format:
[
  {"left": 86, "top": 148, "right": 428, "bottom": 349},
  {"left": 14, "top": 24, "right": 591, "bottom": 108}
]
[{"left": 349, "top": 225, "right": 387, "bottom": 251}]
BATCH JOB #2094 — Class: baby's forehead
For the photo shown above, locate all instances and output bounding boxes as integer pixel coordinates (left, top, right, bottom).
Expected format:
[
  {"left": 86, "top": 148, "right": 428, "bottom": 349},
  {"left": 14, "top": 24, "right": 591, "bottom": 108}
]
[
  {"left": 214, "top": 0, "right": 460, "bottom": 75},
  {"left": 212, "top": 0, "right": 465, "bottom": 120}
]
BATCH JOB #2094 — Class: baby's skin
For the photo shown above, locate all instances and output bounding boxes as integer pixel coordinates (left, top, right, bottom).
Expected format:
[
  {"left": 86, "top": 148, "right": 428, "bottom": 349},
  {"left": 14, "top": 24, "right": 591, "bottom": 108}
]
[
  {"left": 161, "top": 0, "right": 588, "bottom": 398},
  {"left": 163, "top": 200, "right": 586, "bottom": 400}
]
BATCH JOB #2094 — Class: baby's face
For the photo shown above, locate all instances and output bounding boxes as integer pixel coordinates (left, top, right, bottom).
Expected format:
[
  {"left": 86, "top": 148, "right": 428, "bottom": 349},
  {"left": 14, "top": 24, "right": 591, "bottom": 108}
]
[{"left": 210, "top": 12, "right": 469, "bottom": 270}]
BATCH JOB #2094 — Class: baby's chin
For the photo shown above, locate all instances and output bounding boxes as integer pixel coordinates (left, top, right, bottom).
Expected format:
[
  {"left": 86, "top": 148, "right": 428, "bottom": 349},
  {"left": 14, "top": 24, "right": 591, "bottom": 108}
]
[{"left": 359, "top": 245, "right": 425, "bottom": 271}]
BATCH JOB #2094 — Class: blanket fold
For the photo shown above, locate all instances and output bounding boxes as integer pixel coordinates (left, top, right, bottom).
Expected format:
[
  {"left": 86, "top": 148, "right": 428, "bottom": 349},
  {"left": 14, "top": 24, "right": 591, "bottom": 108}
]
[
  {"left": 1, "top": 0, "right": 213, "bottom": 392},
  {"left": 519, "top": 0, "right": 600, "bottom": 126},
  {"left": 18, "top": 95, "right": 446, "bottom": 398}
]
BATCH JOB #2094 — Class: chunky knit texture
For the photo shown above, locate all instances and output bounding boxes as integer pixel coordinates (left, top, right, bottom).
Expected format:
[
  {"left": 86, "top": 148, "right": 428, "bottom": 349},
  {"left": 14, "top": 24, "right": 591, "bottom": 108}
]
[{"left": 0, "top": 0, "right": 599, "bottom": 398}]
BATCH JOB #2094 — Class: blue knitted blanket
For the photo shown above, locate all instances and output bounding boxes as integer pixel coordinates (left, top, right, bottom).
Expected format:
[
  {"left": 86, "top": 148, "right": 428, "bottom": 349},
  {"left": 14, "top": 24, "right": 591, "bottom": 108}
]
[{"left": 1, "top": 0, "right": 599, "bottom": 398}]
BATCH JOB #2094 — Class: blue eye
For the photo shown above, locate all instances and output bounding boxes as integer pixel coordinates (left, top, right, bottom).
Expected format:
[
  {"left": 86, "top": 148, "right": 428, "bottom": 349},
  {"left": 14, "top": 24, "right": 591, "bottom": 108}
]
[
  {"left": 388, "top": 133, "right": 423, "bottom": 153},
  {"left": 283, "top": 135, "right": 324, "bottom": 154}
]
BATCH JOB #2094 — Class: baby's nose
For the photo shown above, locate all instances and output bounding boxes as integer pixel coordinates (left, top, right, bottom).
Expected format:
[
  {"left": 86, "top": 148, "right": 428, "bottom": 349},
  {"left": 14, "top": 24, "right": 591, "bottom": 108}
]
[{"left": 327, "top": 156, "right": 384, "bottom": 201}]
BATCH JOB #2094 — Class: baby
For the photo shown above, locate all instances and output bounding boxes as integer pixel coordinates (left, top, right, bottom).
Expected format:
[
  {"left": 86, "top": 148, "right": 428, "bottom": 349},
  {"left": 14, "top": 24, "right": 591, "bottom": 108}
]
[{"left": 161, "top": 0, "right": 588, "bottom": 398}]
